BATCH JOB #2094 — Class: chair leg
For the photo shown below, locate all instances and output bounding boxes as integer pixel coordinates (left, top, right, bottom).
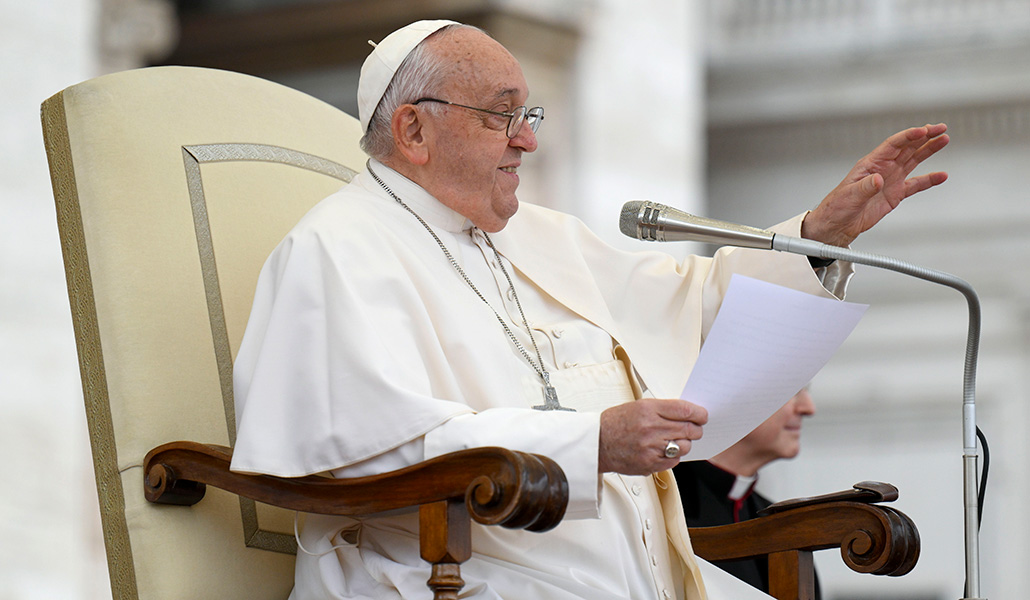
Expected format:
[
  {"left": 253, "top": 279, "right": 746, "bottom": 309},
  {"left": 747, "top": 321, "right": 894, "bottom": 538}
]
[
  {"left": 768, "top": 550, "right": 815, "bottom": 600},
  {"left": 427, "top": 564, "right": 464, "bottom": 600},
  {"left": 420, "top": 500, "right": 472, "bottom": 600}
]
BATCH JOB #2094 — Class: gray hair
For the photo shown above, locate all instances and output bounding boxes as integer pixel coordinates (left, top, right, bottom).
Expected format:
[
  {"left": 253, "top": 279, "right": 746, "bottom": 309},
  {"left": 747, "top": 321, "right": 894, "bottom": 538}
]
[{"left": 359, "top": 24, "right": 481, "bottom": 160}]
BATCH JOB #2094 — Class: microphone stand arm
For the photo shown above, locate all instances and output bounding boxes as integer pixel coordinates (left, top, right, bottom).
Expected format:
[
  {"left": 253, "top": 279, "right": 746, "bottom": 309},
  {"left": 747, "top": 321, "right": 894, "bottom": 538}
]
[{"left": 772, "top": 235, "right": 984, "bottom": 600}]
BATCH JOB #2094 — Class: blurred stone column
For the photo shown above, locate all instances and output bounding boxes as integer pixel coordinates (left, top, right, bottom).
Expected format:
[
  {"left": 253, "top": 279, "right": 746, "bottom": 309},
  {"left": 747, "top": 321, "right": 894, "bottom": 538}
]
[{"left": 573, "top": 0, "right": 706, "bottom": 253}]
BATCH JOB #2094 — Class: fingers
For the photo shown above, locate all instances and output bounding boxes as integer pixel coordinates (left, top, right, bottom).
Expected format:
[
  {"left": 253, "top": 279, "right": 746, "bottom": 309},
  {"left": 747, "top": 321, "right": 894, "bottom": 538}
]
[
  {"left": 803, "top": 123, "right": 948, "bottom": 248},
  {"left": 598, "top": 399, "right": 708, "bottom": 475},
  {"left": 882, "top": 125, "right": 930, "bottom": 156},
  {"left": 903, "top": 170, "right": 948, "bottom": 198},
  {"left": 868, "top": 124, "right": 948, "bottom": 198},
  {"left": 653, "top": 400, "right": 707, "bottom": 461},
  {"left": 655, "top": 400, "right": 707, "bottom": 448},
  {"left": 908, "top": 132, "right": 950, "bottom": 167},
  {"left": 890, "top": 123, "right": 948, "bottom": 148},
  {"left": 885, "top": 123, "right": 949, "bottom": 166},
  {"left": 661, "top": 437, "right": 692, "bottom": 460},
  {"left": 634, "top": 398, "right": 707, "bottom": 443},
  {"left": 654, "top": 398, "right": 709, "bottom": 426}
]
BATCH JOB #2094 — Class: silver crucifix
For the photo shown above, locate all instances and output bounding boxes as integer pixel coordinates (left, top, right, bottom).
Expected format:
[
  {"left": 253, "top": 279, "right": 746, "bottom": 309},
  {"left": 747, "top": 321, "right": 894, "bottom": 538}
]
[{"left": 533, "top": 373, "right": 575, "bottom": 411}]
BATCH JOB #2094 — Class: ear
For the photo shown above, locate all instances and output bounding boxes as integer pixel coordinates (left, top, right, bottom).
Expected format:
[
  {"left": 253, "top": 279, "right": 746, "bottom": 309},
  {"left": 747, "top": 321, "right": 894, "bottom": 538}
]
[{"left": 391, "top": 104, "right": 430, "bottom": 166}]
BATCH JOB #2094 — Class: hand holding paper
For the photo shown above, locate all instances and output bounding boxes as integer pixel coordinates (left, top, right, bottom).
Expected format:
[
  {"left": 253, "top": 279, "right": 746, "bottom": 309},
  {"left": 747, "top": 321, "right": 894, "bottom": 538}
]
[{"left": 680, "top": 275, "right": 868, "bottom": 461}]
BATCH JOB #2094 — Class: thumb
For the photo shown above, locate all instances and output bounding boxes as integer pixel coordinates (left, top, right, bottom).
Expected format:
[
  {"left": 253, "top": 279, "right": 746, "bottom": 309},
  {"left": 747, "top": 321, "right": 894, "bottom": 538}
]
[{"left": 861, "top": 173, "right": 883, "bottom": 196}]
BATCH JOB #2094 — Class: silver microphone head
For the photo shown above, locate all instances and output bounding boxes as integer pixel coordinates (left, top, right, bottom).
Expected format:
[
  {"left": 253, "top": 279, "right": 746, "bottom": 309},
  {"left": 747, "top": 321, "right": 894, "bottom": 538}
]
[
  {"left": 619, "top": 200, "right": 775, "bottom": 248},
  {"left": 619, "top": 200, "right": 654, "bottom": 240},
  {"left": 619, "top": 200, "right": 705, "bottom": 242}
]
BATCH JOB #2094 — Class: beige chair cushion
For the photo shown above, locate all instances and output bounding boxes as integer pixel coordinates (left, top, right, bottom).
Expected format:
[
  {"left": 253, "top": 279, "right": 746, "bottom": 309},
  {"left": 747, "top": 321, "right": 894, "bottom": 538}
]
[{"left": 42, "top": 66, "right": 368, "bottom": 600}]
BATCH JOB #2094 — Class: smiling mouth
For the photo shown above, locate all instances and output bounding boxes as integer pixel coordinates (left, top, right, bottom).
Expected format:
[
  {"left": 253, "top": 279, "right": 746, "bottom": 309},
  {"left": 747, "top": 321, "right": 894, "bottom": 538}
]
[{"left": 500, "top": 166, "right": 517, "bottom": 173}]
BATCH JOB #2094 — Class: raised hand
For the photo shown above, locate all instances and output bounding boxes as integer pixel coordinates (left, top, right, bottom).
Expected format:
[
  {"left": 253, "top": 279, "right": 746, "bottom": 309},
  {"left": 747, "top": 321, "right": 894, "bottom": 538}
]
[{"left": 802, "top": 123, "right": 949, "bottom": 247}]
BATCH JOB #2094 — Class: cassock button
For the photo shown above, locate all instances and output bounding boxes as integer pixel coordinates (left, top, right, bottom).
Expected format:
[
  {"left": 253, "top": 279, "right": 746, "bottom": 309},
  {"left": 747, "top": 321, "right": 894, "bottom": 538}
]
[
  {"left": 631, "top": 484, "right": 642, "bottom": 496},
  {"left": 651, "top": 555, "right": 659, "bottom": 566},
  {"left": 662, "top": 589, "right": 672, "bottom": 599},
  {"left": 552, "top": 327, "right": 563, "bottom": 338},
  {"left": 645, "top": 518, "right": 652, "bottom": 531},
  {"left": 506, "top": 287, "right": 515, "bottom": 301}
]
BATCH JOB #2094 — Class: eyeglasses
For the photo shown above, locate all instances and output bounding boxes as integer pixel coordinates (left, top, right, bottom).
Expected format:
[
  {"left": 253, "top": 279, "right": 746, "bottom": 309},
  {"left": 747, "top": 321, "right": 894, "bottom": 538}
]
[{"left": 413, "top": 98, "right": 544, "bottom": 139}]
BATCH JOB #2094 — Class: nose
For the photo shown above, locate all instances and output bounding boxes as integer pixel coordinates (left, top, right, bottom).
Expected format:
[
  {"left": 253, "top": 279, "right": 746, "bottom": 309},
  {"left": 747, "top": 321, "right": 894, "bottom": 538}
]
[
  {"left": 793, "top": 388, "right": 816, "bottom": 416},
  {"left": 510, "top": 122, "right": 538, "bottom": 153}
]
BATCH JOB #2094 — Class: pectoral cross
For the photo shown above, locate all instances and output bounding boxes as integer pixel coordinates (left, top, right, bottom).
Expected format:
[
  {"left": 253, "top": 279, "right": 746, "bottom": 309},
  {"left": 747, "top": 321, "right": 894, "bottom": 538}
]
[{"left": 533, "top": 373, "right": 575, "bottom": 411}]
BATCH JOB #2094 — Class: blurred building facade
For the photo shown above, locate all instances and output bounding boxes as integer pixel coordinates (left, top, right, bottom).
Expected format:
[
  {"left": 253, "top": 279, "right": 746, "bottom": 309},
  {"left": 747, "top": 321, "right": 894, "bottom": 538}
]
[
  {"left": 705, "top": 2, "right": 1030, "bottom": 598},
  {"left": 4, "top": 0, "right": 1027, "bottom": 598}
]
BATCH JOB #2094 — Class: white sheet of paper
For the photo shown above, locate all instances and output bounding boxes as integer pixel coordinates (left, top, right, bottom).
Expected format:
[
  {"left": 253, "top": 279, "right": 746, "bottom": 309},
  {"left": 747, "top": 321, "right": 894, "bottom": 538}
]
[
  {"left": 697, "top": 557, "right": 775, "bottom": 599},
  {"left": 681, "top": 274, "right": 867, "bottom": 461}
]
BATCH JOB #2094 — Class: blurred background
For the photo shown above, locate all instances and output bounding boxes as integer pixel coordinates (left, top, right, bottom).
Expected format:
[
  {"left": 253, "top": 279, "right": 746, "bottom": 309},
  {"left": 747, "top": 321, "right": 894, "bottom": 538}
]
[{"left": 4, "top": 0, "right": 1029, "bottom": 598}]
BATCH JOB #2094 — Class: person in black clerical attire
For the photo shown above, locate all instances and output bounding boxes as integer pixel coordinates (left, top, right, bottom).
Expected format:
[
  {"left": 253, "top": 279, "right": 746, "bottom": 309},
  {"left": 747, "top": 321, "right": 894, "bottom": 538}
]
[{"left": 674, "top": 388, "right": 821, "bottom": 598}]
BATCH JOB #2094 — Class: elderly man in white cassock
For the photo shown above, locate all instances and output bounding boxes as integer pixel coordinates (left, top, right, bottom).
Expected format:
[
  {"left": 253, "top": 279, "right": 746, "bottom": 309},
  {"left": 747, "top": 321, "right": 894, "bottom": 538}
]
[{"left": 229, "top": 19, "right": 949, "bottom": 600}]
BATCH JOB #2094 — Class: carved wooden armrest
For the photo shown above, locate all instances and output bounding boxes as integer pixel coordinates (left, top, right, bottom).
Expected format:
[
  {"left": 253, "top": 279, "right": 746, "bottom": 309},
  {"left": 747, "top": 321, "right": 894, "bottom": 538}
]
[
  {"left": 689, "top": 482, "right": 918, "bottom": 600},
  {"left": 144, "top": 441, "right": 567, "bottom": 530},
  {"left": 758, "top": 481, "right": 899, "bottom": 516},
  {"left": 143, "top": 441, "right": 569, "bottom": 600}
]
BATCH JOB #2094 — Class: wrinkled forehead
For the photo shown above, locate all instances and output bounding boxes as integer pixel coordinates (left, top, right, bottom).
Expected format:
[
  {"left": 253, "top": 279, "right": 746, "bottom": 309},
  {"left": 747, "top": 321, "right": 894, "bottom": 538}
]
[{"left": 430, "top": 29, "right": 529, "bottom": 103}]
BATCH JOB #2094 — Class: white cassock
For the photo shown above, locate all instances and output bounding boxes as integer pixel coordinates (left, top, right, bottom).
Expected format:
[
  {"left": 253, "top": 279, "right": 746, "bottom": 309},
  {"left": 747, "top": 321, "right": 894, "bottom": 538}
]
[{"left": 231, "top": 159, "right": 852, "bottom": 600}]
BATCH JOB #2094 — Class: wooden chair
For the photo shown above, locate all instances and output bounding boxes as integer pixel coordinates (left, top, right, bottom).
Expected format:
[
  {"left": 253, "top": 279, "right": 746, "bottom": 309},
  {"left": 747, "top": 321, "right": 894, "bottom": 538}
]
[{"left": 42, "top": 66, "right": 918, "bottom": 600}]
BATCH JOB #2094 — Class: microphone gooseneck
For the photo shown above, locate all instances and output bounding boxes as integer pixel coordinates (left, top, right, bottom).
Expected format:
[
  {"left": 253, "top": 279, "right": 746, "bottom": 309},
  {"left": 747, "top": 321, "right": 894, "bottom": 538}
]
[{"left": 619, "top": 200, "right": 986, "bottom": 599}]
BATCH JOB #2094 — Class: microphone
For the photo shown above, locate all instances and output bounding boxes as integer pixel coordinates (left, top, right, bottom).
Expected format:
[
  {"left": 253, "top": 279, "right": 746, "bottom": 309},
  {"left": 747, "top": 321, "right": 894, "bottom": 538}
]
[
  {"left": 619, "top": 199, "right": 987, "bottom": 598},
  {"left": 619, "top": 200, "right": 774, "bottom": 248},
  {"left": 619, "top": 200, "right": 842, "bottom": 262}
]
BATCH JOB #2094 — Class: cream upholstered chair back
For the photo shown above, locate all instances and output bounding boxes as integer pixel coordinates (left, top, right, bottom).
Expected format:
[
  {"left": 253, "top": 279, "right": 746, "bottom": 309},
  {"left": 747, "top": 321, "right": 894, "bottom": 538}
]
[{"left": 41, "top": 66, "right": 367, "bottom": 600}]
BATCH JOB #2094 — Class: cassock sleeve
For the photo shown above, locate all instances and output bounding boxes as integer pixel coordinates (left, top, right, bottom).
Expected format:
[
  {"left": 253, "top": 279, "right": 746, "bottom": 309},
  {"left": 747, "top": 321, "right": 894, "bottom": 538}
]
[
  {"left": 230, "top": 206, "right": 608, "bottom": 507},
  {"left": 230, "top": 223, "right": 472, "bottom": 477},
  {"left": 327, "top": 410, "right": 604, "bottom": 519}
]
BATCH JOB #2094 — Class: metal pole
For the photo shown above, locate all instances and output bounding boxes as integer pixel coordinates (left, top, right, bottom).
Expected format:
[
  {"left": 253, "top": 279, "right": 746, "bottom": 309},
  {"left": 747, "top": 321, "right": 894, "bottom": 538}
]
[{"left": 772, "top": 235, "right": 986, "bottom": 598}]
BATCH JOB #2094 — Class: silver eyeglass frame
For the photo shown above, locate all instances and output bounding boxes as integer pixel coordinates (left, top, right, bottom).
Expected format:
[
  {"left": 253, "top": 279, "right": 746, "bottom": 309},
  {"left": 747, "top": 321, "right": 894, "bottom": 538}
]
[{"left": 413, "top": 97, "right": 544, "bottom": 138}]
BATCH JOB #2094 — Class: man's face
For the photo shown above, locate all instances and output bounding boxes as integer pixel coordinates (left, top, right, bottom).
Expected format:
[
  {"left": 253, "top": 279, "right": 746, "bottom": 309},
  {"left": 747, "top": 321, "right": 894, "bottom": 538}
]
[
  {"left": 417, "top": 29, "right": 538, "bottom": 232},
  {"left": 739, "top": 388, "right": 816, "bottom": 463}
]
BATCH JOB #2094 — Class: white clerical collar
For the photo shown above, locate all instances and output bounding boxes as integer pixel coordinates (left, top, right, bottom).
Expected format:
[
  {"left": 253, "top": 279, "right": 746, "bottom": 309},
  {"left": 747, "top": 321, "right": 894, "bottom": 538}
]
[
  {"left": 364, "top": 158, "right": 472, "bottom": 233},
  {"left": 727, "top": 473, "right": 758, "bottom": 501}
]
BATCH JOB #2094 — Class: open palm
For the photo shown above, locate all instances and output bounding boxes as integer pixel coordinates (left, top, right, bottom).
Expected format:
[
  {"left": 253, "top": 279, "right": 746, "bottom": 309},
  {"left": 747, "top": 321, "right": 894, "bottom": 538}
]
[{"left": 803, "top": 123, "right": 949, "bottom": 247}]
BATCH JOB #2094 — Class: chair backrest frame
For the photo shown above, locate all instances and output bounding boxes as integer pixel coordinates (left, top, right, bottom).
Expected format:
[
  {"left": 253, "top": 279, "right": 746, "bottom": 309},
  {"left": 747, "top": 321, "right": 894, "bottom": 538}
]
[{"left": 42, "top": 66, "right": 368, "bottom": 600}]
